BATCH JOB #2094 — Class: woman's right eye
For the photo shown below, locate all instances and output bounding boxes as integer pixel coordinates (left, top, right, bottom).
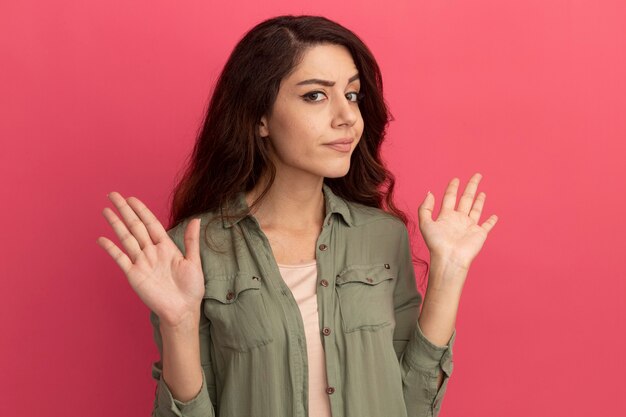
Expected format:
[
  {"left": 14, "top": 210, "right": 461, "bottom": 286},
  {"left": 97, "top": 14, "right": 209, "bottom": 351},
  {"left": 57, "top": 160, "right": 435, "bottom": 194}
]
[{"left": 302, "top": 91, "right": 327, "bottom": 102}]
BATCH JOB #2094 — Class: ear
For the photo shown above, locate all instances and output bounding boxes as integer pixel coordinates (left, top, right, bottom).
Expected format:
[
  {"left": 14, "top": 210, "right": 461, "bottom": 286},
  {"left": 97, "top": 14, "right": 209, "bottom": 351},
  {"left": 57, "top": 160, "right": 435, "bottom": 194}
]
[{"left": 258, "top": 115, "right": 270, "bottom": 138}]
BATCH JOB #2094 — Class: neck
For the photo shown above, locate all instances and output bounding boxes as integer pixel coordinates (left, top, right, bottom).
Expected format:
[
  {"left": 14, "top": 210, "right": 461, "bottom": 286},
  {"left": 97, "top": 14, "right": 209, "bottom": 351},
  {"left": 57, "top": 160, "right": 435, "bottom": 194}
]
[{"left": 245, "top": 172, "right": 326, "bottom": 232}]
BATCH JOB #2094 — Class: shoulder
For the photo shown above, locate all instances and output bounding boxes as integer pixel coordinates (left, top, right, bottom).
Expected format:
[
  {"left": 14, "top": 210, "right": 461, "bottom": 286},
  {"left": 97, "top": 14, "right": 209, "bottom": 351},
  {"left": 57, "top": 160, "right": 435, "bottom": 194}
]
[
  {"left": 342, "top": 200, "right": 410, "bottom": 248},
  {"left": 345, "top": 200, "right": 406, "bottom": 231},
  {"left": 165, "top": 209, "right": 224, "bottom": 253}
]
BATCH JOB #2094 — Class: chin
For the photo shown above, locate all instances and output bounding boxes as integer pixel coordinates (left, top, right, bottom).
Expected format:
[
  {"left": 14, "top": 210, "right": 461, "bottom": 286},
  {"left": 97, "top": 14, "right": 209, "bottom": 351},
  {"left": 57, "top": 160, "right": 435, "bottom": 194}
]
[{"left": 321, "top": 163, "right": 351, "bottom": 178}]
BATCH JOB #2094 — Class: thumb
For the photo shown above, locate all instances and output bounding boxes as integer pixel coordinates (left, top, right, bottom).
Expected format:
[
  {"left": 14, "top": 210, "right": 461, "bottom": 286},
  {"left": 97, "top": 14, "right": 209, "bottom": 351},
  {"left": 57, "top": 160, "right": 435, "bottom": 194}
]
[
  {"left": 417, "top": 191, "right": 434, "bottom": 226},
  {"left": 183, "top": 218, "right": 202, "bottom": 265}
]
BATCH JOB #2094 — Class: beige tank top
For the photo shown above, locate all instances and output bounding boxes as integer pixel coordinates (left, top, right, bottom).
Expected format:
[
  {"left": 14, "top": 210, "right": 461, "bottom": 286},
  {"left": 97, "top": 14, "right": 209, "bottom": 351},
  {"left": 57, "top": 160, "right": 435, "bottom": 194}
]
[{"left": 277, "top": 260, "right": 332, "bottom": 417}]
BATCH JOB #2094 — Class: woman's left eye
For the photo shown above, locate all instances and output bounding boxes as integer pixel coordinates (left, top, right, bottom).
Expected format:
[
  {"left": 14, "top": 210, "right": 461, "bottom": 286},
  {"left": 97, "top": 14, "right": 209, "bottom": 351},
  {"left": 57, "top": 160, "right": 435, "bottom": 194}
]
[{"left": 347, "top": 92, "right": 365, "bottom": 102}]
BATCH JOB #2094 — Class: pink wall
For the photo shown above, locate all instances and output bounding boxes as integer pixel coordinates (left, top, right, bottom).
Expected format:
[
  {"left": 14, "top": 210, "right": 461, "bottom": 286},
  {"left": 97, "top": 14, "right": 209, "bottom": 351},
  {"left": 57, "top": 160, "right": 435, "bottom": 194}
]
[{"left": 2, "top": 1, "right": 625, "bottom": 415}]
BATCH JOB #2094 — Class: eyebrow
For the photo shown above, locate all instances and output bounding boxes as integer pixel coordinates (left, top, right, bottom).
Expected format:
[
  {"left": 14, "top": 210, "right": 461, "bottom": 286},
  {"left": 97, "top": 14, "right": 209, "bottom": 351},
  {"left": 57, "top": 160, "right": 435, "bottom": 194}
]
[{"left": 295, "top": 73, "right": 360, "bottom": 87}]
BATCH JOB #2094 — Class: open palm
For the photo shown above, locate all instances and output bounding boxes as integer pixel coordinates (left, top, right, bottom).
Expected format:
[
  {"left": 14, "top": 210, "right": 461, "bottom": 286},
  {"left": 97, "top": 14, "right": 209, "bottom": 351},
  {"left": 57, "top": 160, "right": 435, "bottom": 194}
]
[
  {"left": 96, "top": 192, "right": 205, "bottom": 328},
  {"left": 418, "top": 173, "right": 498, "bottom": 271}
]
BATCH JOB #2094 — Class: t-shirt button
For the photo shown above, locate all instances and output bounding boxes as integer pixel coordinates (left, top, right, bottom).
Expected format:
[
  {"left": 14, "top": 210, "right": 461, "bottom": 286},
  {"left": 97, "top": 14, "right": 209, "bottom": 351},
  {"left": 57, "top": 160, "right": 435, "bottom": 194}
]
[
  {"left": 319, "top": 244, "right": 328, "bottom": 251},
  {"left": 326, "top": 387, "right": 335, "bottom": 394},
  {"left": 322, "top": 327, "right": 331, "bottom": 336},
  {"left": 320, "top": 279, "right": 329, "bottom": 287}
]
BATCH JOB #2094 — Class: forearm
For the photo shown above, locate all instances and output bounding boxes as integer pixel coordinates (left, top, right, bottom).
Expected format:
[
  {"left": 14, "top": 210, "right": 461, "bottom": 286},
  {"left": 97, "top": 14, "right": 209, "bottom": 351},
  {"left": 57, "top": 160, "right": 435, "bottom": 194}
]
[
  {"left": 160, "top": 315, "right": 203, "bottom": 403},
  {"left": 418, "top": 255, "right": 467, "bottom": 387}
]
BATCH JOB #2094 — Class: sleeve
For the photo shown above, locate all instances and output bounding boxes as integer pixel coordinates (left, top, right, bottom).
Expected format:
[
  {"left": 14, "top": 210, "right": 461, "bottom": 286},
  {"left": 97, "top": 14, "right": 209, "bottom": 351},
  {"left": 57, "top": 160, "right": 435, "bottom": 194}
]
[
  {"left": 393, "top": 224, "right": 456, "bottom": 417},
  {"left": 149, "top": 223, "right": 218, "bottom": 417}
]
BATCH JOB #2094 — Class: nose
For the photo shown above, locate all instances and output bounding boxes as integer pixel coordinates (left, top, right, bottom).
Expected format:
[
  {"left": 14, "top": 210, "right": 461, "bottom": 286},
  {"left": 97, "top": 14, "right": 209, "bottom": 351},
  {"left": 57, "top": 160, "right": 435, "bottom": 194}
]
[{"left": 331, "top": 93, "right": 359, "bottom": 128}]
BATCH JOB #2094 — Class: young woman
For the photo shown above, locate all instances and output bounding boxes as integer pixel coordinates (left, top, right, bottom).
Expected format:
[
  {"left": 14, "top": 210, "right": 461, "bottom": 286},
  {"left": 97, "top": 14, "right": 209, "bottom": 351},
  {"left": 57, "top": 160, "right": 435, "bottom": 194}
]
[{"left": 97, "top": 15, "right": 497, "bottom": 417}]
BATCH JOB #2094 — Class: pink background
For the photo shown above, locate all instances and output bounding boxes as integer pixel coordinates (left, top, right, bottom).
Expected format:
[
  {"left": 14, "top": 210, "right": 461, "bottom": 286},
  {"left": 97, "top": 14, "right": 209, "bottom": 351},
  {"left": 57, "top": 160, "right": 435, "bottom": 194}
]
[{"left": 2, "top": 1, "right": 625, "bottom": 416}]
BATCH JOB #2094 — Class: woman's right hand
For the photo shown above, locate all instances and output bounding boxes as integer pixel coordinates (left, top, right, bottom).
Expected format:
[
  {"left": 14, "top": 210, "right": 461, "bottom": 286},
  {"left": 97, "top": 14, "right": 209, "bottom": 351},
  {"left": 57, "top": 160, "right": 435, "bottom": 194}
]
[{"left": 96, "top": 191, "right": 205, "bottom": 328}]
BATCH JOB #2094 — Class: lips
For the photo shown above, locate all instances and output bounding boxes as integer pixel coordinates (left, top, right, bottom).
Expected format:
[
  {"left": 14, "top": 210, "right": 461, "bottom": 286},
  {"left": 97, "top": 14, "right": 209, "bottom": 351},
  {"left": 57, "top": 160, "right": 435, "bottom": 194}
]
[
  {"left": 325, "top": 138, "right": 354, "bottom": 145},
  {"left": 324, "top": 143, "right": 351, "bottom": 152}
]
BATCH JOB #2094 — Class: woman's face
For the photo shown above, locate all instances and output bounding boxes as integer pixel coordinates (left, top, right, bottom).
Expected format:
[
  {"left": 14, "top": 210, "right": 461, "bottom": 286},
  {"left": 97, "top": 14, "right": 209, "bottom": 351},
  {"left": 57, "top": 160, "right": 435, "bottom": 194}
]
[{"left": 258, "top": 43, "right": 364, "bottom": 180}]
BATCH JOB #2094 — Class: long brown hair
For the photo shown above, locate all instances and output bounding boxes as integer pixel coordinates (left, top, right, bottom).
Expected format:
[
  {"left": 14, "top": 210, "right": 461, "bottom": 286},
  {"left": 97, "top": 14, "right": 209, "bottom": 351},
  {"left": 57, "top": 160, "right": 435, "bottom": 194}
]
[{"left": 167, "top": 15, "right": 426, "bottom": 281}]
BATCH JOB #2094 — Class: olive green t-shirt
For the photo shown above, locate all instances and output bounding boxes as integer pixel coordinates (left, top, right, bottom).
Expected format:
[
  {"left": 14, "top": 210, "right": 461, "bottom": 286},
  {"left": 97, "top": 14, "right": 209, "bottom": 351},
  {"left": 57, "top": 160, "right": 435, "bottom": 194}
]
[{"left": 150, "top": 183, "right": 455, "bottom": 417}]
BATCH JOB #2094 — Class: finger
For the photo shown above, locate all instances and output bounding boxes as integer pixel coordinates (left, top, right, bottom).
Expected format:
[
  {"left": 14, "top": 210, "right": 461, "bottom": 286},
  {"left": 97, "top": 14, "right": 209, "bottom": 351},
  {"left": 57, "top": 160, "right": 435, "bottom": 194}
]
[
  {"left": 96, "top": 235, "right": 133, "bottom": 274},
  {"left": 101, "top": 206, "right": 143, "bottom": 262},
  {"left": 469, "top": 191, "right": 486, "bottom": 223},
  {"left": 126, "top": 195, "right": 170, "bottom": 245},
  {"left": 441, "top": 177, "right": 460, "bottom": 212},
  {"left": 417, "top": 191, "right": 435, "bottom": 226},
  {"left": 183, "top": 218, "right": 202, "bottom": 265},
  {"left": 108, "top": 192, "right": 153, "bottom": 250},
  {"left": 457, "top": 173, "right": 482, "bottom": 215},
  {"left": 480, "top": 214, "right": 498, "bottom": 233}
]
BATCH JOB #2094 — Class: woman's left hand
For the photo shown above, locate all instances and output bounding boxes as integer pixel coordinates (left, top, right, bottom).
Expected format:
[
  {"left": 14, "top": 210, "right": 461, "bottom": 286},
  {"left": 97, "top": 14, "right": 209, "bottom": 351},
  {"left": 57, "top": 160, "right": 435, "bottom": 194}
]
[{"left": 418, "top": 172, "right": 498, "bottom": 272}]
